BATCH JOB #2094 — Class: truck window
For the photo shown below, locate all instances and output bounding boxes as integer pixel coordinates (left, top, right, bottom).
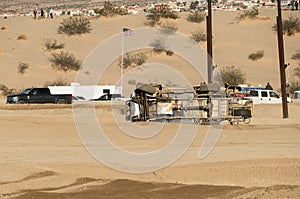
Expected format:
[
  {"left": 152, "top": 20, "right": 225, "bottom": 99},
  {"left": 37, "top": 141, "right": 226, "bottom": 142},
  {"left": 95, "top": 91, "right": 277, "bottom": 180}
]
[
  {"left": 261, "top": 91, "right": 268, "bottom": 97},
  {"left": 32, "top": 90, "right": 39, "bottom": 96},
  {"left": 40, "top": 88, "right": 50, "bottom": 95},
  {"left": 270, "top": 91, "right": 279, "bottom": 98},
  {"left": 249, "top": 90, "right": 258, "bottom": 97}
]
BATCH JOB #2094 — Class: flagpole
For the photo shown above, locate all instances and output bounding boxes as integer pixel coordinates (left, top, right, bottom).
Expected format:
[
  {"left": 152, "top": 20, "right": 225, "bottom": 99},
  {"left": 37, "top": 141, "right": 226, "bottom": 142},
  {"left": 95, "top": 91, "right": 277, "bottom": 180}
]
[{"left": 121, "top": 28, "right": 124, "bottom": 96}]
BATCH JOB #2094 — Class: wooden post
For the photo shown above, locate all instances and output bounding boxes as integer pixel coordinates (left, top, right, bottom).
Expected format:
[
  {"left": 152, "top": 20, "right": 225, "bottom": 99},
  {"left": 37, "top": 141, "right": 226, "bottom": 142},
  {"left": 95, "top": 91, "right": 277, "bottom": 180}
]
[
  {"left": 207, "top": 0, "right": 213, "bottom": 84},
  {"left": 276, "top": 0, "right": 289, "bottom": 118}
]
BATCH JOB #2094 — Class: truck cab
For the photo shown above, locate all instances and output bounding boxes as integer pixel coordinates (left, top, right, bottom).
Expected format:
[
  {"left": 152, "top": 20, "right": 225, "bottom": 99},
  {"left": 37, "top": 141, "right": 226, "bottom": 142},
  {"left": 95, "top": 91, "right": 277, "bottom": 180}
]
[{"left": 244, "top": 89, "right": 291, "bottom": 104}]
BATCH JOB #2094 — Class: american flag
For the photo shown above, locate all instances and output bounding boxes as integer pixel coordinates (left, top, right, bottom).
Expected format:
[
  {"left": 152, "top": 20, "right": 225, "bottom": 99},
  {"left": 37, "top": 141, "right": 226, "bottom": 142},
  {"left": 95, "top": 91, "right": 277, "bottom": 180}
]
[{"left": 123, "top": 27, "right": 133, "bottom": 36}]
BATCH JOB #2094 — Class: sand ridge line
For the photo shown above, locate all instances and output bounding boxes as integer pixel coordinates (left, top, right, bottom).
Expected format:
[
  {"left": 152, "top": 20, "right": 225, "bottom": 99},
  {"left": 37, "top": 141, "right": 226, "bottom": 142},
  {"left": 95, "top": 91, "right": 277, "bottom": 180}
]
[
  {"left": 0, "top": 170, "right": 59, "bottom": 186},
  {"left": 10, "top": 178, "right": 300, "bottom": 199}
]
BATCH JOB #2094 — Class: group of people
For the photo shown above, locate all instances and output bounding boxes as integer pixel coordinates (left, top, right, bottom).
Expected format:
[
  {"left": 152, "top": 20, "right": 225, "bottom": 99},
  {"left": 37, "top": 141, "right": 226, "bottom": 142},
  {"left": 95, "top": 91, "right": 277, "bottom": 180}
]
[
  {"left": 33, "top": 8, "right": 54, "bottom": 19},
  {"left": 291, "top": 0, "right": 300, "bottom": 11}
]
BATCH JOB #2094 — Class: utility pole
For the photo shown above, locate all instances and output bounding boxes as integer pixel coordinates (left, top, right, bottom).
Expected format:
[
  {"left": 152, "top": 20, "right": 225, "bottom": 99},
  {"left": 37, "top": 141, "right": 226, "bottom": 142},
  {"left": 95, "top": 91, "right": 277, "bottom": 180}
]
[
  {"left": 276, "top": 0, "right": 289, "bottom": 118},
  {"left": 207, "top": 0, "right": 213, "bottom": 83}
]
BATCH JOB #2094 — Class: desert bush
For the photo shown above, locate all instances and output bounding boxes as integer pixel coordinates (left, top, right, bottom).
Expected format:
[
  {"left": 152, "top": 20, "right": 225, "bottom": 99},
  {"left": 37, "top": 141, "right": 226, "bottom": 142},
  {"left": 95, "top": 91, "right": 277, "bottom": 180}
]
[
  {"left": 248, "top": 50, "right": 264, "bottom": 61},
  {"left": 58, "top": 16, "right": 92, "bottom": 35},
  {"left": 291, "top": 50, "right": 300, "bottom": 61},
  {"left": 220, "top": 66, "right": 246, "bottom": 85},
  {"left": 94, "top": 1, "right": 127, "bottom": 17},
  {"left": 134, "top": 52, "right": 148, "bottom": 66},
  {"left": 187, "top": 10, "right": 206, "bottom": 23},
  {"left": 161, "top": 11, "right": 179, "bottom": 19},
  {"left": 44, "top": 77, "right": 69, "bottom": 87},
  {"left": 289, "top": 80, "right": 300, "bottom": 94},
  {"left": 237, "top": 7, "right": 259, "bottom": 21},
  {"left": 294, "top": 67, "right": 300, "bottom": 78},
  {"left": 17, "top": 34, "right": 28, "bottom": 40},
  {"left": 18, "top": 62, "right": 29, "bottom": 74},
  {"left": 119, "top": 52, "right": 148, "bottom": 69},
  {"left": 1, "top": 26, "right": 8, "bottom": 30},
  {"left": 160, "top": 21, "right": 178, "bottom": 34},
  {"left": 146, "top": 9, "right": 178, "bottom": 26},
  {"left": 49, "top": 51, "right": 82, "bottom": 72},
  {"left": 146, "top": 10, "right": 161, "bottom": 26},
  {"left": 165, "top": 50, "right": 174, "bottom": 56},
  {"left": 272, "top": 16, "right": 300, "bottom": 36},
  {"left": 43, "top": 39, "right": 65, "bottom": 51},
  {"left": 128, "top": 79, "right": 136, "bottom": 86},
  {"left": 149, "top": 37, "right": 168, "bottom": 53},
  {"left": 191, "top": 28, "right": 207, "bottom": 42},
  {"left": 0, "top": 84, "right": 17, "bottom": 96},
  {"left": 165, "top": 80, "right": 178, "bottom": 87}
]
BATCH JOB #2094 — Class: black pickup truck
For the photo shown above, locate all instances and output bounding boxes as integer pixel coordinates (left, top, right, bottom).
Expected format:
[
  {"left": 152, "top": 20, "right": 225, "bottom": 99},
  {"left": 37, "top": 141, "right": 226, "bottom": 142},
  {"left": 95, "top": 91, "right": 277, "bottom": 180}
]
[{"left": 6, "top": 88, "right": 72, "bottom": 104}]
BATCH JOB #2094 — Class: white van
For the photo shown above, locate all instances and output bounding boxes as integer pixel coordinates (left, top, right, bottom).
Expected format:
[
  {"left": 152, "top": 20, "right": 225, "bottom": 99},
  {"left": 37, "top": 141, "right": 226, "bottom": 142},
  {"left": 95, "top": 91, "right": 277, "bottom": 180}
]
[{"left": 244, "top": 89, "right": 292, "bottom": 104}]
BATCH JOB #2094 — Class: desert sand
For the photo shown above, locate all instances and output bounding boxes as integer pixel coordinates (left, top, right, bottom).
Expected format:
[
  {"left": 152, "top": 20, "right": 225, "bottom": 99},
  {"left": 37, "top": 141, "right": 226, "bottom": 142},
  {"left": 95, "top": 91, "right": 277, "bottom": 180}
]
[{"left": 0, "top": 8, "right": 300, "bottom": 199}]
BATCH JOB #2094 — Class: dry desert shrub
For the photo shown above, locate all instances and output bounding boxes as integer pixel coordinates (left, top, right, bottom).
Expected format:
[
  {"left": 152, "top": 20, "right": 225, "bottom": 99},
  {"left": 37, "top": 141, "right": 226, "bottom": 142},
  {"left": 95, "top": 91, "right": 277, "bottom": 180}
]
[
  {"left": 119, "top": 52, "right": 148, "bottom": 69},
  {"left": 161, "top": 11, "right": 179, "bottom": 20},
  {"left": 1, "top": 26, "right": 8, "bottom": 30},
  {"left": 17, "top": 34, "right": 28, "bottom": 40},
  {"left": 220, "top": 66, "right": 246, "bottom": 85},
  {"left": 165, "top": 50, "right": 174, "bottom": 56},
  {"left": 165, "top": 80, "right": 178, "bottom": 87},
  {"left": 289, "top": 81, "right": 300, "bottom": 94},
  {"left": 146, "top": 9, "right": 179, "bottom": 27},
  {"left": 191, "top": 28, "right": 207, "bottom": 42},
  {"left": 291, "top": 50, "right": 300, "bottom": 61},
  {"left": 160, "top": 21, "right": 178, "bottom": 34},
  {"left": 18, "top": 62, "right": 29, "bottom": 74},
  {"left": 294, "top": 67, "right": 300, "bottom": 78},
  {"left": 58, "top": 16, "right": 92, "bottom": 35},
  {"left": 0, "top": 84, "right": 18, "bottom": 96},
  {"left": 248, "top": 50, "right": 264, "bottom": 61},
  {"left": 44, "top": 77, "right": 70, "bottom": 87},
  {"left": 94, "top": 1, "right": 127, "bottom": 17},
  {"left": 272, "top": 15, "right": 300, "bottom": 36},
  {"left": 149, "top": 37, "right": 168, "bottom": 53},
  {"left": 128, "top": 79, "right": 136, "bottom": 86},
  {"left": 237, "top": 7, "right": 259, "bottom": 21},
  {"left": 187, "top": 10, "right": 206, "bottom": 23},
  {"left": 43, "top": 39, "right": 65, "bottom": 51},
  {"left": 49, "top": 51, "right": 82, "bottom": 72},
  {"left": 146, "top": 9, "right": 161, "bottom": 26}
]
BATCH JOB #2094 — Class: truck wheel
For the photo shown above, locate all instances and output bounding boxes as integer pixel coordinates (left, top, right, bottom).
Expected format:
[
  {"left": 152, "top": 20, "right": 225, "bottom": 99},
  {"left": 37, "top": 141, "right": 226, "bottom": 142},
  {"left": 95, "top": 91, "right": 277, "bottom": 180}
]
[
  {"left": 18, "top": 100, "right": 26, "bottom": 104},
  {"left": 57, "top": 99, "right": 66, "bottom": 104}
]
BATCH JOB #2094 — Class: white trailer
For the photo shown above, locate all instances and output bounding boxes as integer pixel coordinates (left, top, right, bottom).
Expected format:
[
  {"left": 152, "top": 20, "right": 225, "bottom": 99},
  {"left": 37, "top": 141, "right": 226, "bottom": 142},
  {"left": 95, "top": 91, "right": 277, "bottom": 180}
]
[{"left": 48, "top": 83, "right": 121, "bottom": 100}]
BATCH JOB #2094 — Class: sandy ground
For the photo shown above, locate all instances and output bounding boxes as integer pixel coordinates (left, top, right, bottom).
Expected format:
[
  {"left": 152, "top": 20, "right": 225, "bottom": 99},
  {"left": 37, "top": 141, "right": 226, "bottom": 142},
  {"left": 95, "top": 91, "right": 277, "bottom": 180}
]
[
  {"left": 0, "top": 8, "right": 300, "bottom": 199},
  {"left": 0, "top": 9, "right": 300, "bottom": 90},
  {"left": 0, "top": 101, "right": 299, "bottom": 198}
]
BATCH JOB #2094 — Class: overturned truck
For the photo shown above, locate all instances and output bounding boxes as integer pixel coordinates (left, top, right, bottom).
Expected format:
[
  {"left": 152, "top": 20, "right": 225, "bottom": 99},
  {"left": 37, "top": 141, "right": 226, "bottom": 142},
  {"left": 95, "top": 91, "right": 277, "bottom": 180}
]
[{"left": 125, "top": 83, "right": 253, "bottom": 125}]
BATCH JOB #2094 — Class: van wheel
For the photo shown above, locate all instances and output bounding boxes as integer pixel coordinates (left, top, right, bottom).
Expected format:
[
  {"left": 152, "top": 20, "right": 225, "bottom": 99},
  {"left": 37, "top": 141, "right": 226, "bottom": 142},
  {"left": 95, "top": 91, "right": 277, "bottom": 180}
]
[
  {"left": 18, "top": 100, "right": 26, "bottom": 104},
  {"left": 57, "top": 99, "right": 66, "bottom": 104}
]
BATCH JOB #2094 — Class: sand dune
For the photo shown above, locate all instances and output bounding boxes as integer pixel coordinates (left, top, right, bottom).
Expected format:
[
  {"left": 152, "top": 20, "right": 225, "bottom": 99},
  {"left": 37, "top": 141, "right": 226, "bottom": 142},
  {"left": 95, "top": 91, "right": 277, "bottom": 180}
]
[{"left": 1, "top": 10, "right": 299, "bottom": 91}]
